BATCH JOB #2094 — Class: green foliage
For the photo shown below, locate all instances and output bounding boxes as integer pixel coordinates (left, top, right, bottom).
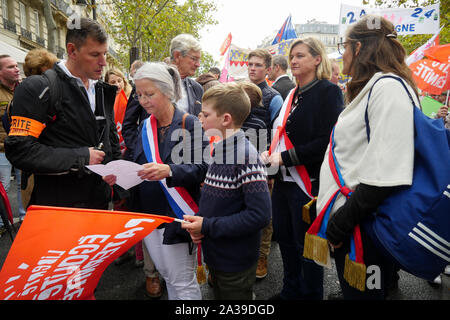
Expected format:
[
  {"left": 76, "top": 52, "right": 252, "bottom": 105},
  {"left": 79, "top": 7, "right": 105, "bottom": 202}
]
[
  {"left": 101, "top": 0, "right": 217, "bottom": 69},
  {"left": 195, "top": 51, "right": 219, "bottom": 77},
  {"left": 361, "top": 0, "right": 449, "bottom": 54}
]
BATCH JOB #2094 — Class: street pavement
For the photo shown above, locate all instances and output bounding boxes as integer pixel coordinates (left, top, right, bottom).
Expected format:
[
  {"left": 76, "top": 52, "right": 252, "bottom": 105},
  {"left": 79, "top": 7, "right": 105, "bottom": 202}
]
[{"left": 0, "top": 177, "right": 449, "bottom": 301}]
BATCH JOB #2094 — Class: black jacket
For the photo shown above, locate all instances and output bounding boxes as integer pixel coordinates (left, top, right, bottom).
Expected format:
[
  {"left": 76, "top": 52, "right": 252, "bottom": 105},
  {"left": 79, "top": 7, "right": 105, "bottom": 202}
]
[
  {"left": 280, "top": 79, "right": 343, "bottom": 182},
  {"left": 122, "top": 86, "right": 149, "bottom": 160},
  {"left": 272, "top": 75, "right": 296, "bottom": 101},
  {"left": 5, "top": 64, "right": 122, "bottom": 209}
]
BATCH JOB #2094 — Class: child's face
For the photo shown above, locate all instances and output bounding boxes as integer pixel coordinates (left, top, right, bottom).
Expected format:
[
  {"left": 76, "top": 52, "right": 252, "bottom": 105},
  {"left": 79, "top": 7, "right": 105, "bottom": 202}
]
[{"left": 201, "top": 101, "right": 225, "bottom": 137}]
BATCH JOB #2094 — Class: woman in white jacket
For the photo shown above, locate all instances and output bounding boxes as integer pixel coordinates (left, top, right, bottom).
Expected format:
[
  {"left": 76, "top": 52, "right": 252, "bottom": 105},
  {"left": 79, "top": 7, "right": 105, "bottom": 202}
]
[{"left": 317, "top": 15, "right": 420, "bottom": 299}]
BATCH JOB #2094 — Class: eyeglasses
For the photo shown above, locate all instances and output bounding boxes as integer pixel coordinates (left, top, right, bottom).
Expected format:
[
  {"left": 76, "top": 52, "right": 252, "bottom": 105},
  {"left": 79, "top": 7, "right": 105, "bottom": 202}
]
[
  {"left": 134, "top": 92, "right": 153, "bottom": 102},
  {"left": 337, "top": 42, "right": 350, "bottom": 55},
  {"left": 185, "top": 54, "right": 201, "bottom": 63}
]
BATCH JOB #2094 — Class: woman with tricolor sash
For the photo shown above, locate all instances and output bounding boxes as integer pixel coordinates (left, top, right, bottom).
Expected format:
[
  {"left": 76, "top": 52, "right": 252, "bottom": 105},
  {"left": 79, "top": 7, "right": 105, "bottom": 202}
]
[
  {"left": 312, "top": 16, "right": 418, "bottom": 299},
  {"left": 262, "top": 38, "right": 343, "bottom": 300},
  {"left": 122, "top": 62, "right": 208, "bottom": 299}
]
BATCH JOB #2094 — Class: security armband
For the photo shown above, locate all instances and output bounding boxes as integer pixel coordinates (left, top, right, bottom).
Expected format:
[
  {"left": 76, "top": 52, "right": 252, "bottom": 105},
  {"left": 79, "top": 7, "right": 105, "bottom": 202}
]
[{"left": 9, "top": 116, "right": 46, "bottom": 138}]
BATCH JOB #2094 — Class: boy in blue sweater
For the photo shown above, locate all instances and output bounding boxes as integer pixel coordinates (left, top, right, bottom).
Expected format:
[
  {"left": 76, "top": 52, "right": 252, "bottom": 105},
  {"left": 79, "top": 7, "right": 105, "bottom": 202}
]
[{"left": 182, "top": 83, "right": 271, "bottom": 300}]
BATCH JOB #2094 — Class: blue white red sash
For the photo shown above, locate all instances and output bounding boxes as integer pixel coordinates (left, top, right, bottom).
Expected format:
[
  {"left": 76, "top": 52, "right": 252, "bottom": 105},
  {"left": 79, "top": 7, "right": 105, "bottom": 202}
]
[
  {"left": 141, "top": 115, "right": 199, "bottom": 219},
  {"left": 270, "top": 87, "right": 313, "bottom": 199}
]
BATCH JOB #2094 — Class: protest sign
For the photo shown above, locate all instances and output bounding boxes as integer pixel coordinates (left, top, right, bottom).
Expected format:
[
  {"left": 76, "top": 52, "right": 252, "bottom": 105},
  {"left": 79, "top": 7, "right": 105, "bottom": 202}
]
[
  {"left": 0, "top": 206, "right": 174, "bottom": 300},
  {"left": 410, "top": 59, "right": 450, "bottom": 95},
  {"left": 339, "top": 3, "right": 440, "bottom": 37}
]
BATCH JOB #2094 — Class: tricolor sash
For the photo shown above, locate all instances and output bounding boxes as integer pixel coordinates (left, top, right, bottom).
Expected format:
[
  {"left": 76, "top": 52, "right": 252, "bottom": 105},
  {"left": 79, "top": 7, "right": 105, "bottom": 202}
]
[
  {"left": 269, "top": 87, "right": 313, "bottom": 199},
  {"left": 304, "top": 127, "right": 366, "bottom": 292},
  {"left": 141, "top": 115, "right": 207, "bottom": 284},
  {"left": 141, "top": 115, "right": 198, "bottom": 219}
]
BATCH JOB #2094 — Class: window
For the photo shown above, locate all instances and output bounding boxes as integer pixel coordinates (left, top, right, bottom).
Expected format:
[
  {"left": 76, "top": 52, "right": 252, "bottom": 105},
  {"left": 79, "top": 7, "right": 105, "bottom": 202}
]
[
  {"left": 34, "top": 10, "right": 40, "bottom": 36},
  {"left": 2, "top": 0, "right": 8, "bottom": 19},
  {"left": 19, "top": 2, "right": 27, "bottom": 29}
]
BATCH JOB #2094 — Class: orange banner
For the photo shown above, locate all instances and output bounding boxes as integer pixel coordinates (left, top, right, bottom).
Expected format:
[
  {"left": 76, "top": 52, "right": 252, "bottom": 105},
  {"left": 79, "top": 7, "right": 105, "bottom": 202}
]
[
  {"left": 410, "top": 59, "right": 450, "bottom": 95},
  {"left": 0, "top": 206, "right": 174, "bottom": 300},
  {"left": 114, "top": 89, "right": 129, "bottom": 155}
]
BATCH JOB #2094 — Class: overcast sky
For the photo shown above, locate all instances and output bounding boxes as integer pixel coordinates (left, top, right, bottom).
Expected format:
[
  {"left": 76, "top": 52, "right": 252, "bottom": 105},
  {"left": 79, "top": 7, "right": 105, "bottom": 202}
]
[{"left": 199, "top": 0, "right": 366, "bottom": 61}]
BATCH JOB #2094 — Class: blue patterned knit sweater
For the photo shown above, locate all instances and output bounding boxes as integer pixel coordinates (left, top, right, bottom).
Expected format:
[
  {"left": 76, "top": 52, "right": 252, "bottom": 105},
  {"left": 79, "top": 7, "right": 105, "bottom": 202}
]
[{"left": 199, "top": 130, "right": 271, "bottom": 273}]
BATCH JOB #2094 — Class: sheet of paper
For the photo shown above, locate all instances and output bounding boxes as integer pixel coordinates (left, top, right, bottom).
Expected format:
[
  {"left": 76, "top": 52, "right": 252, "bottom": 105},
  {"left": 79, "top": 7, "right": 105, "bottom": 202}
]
[{"left": 86, "top": 160, "right": 145, "bottom": 190}]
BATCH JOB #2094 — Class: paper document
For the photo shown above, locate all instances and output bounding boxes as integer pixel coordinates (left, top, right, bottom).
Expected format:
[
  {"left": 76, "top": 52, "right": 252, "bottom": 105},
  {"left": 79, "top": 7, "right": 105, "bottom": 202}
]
[{"left": 86, "top": 160, "right": 144, "bottom": 190}]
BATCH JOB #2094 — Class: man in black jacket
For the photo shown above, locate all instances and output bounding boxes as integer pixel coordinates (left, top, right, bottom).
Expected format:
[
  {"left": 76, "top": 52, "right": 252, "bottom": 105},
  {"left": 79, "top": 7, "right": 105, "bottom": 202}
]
[
  {"left": 268, "top": 55, "right": 296, "bottom": 101},
  {"left": 5, "top": 17, "right": 123, "bottom": 210}
]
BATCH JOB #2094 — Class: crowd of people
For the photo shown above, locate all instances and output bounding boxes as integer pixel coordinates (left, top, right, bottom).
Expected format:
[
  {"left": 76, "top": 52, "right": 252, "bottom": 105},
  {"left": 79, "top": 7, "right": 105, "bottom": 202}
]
[{"left": 0, "top": 15, "right": 448, "bottom": 301}]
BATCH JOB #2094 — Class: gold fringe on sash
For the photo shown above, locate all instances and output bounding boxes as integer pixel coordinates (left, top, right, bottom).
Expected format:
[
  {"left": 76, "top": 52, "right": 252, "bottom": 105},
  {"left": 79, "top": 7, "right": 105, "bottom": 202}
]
[
  {"left": 302, "top": 197, "right": 317, "bottom": 224},
  {"left": 343, "top": 254, "right": 366, "bottom": 292},
  {"left": 196, "top": 265, "right": 207, "bottom": 285},
  {"left": 303, "top": 232, "right": 330, "bottom": 267}
]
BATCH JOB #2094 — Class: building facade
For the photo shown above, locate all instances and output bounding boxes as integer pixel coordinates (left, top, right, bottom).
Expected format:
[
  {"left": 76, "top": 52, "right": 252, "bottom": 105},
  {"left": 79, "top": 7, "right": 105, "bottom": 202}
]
[
  {"left": 259, "top": 19, "right": 342, "bottom": 55},
  {"left": 295, "top": 19, "right": 341, "bottom": 54},
  {"left": 1, "top": 0, "right": 121, "bottom": 72}
]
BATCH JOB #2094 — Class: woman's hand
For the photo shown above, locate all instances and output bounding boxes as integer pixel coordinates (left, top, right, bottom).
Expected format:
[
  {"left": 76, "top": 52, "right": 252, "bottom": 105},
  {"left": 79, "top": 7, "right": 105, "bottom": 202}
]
[
  {"left": 261, "top": 151, "right": 283, "bottom": 167},
  {"left": 138, "top": 163, "right": 171, "bottom": 181},
  {"left": 103, "top": 174, "right": 117, "bottom": 186}
]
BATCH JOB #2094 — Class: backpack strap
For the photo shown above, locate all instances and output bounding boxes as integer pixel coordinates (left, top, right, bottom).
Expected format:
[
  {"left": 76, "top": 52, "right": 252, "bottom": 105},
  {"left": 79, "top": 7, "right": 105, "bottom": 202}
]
[
  {"left": 42, "top": 69, "right": 64, "bottom": 124},
  {"left": 364, "top": 75, "right": 418, "bottom": 143}
]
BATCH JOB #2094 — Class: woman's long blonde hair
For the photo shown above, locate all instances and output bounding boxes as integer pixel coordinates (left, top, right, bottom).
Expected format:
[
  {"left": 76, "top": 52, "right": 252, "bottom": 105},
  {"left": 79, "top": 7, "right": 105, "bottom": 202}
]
[
  {"left": 344, "top": 15, "right": 419, "bottom": 103},
  {"left": 105, "top": 68, "right": 132, "bottom": 98},
  {"left": 289, "top": 37, "right": 332, "bottom": 81}
]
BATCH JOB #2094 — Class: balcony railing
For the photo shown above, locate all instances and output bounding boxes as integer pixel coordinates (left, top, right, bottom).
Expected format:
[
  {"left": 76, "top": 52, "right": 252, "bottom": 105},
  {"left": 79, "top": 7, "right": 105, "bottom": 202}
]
[
  {"left": 36, "top": 36, "right": 46, "bottom": 47},
  {"left": 21, "top": 28, "right": 33, "bottom": 41},
  {"left": 2, "top": 18, "right": 17, "bottom": 33}
]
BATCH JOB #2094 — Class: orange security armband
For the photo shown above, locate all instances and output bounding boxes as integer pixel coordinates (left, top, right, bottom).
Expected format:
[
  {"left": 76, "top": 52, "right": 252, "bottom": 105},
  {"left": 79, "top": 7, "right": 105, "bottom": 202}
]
[{"left": 9, "top": 116, "right": 46, "bottom": 138}]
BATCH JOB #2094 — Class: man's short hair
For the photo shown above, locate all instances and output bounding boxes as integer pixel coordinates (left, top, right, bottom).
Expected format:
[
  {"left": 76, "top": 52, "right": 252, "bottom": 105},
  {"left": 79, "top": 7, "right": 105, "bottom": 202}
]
[
  {"left": 208, "top": 67, "right": 221, "bottom": 76},
  {"left": 238, "top": 81, "right": 262, "bottom": 109},
  {"left": 66, "top": 17, "right": 107, "bottom": 49},
  {"left": 202, "top": 83, "right": 251, "bottom": 127},
  {"left": 248, "top": 49, "right": 272, "bottom": 68},
  {"left": 170, "top": 34, "right": 201, "bottom": 59},
  {"left": 272, "top": 55, "right": 289, "bottom": 71},
  {"left": 0, "top": 55, "right": 12, "bottom": 69}
]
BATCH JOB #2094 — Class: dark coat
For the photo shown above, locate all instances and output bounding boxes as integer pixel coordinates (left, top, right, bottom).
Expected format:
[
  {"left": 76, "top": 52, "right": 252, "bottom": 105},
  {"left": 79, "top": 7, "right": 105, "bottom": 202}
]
[
  {"left": 5, "top": 63, "right": 122, "bottom": 209},
  {"left": 132, "top": 107, "right": 210, "bottom": 244},
  {"left": 183, "top": 77, "right": 204, "bottom": 116},
  {"left": 272, "top": 75, "right": 296, "bottom": 101},
  {"left": 122, "top": 86, "right": 149, "bottom": 160},
  {"left": 280, "top": 79, "right": 344, "bottom": 182}
]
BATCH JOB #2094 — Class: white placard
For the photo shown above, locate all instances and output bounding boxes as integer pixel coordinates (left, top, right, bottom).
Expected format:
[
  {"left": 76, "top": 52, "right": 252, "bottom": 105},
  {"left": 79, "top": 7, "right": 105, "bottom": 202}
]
[{"left": 339, "top": 3, "right": 440, "bottom": 37}]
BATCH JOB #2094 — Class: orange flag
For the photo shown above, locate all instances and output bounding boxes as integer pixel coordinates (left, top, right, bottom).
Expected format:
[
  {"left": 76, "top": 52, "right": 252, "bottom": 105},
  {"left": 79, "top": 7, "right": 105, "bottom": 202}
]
[
  {"left": 114, "top": 89, "right": 129, "bottom": 154},
  {"left": 410, "top": 59, "right": 450, "bottom": 95},
  {"left": 219, "top": 33, "right": 232, "bottom": 56},
  {"left": 424, "top": 44, "right": 450, "bottom": 64},
  {"left": 0, "top": 206, "right": 174, "bottom": 300}
]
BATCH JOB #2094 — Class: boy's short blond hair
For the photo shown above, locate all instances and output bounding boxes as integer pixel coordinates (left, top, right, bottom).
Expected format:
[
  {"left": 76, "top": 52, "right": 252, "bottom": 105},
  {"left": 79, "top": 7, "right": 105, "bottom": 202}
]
[{"left": 202, "top": 82, "right": 251, "bottom": 127}]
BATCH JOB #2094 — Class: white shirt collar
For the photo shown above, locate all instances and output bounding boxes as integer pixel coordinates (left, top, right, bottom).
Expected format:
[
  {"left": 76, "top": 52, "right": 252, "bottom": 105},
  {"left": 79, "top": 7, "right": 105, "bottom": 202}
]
[{"left": 274, "top": 74, "right": 290, "bottom": 84}]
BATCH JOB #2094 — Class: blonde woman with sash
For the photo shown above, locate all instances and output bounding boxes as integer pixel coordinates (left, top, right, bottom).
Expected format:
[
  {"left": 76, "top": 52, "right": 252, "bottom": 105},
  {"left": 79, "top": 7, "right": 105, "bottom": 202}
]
[
  {"left": 105, "top": 62, "right": 209, "bottom": 299},
  {"left": 262, "top": 38, "right": 343, "bottom": 300}
]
